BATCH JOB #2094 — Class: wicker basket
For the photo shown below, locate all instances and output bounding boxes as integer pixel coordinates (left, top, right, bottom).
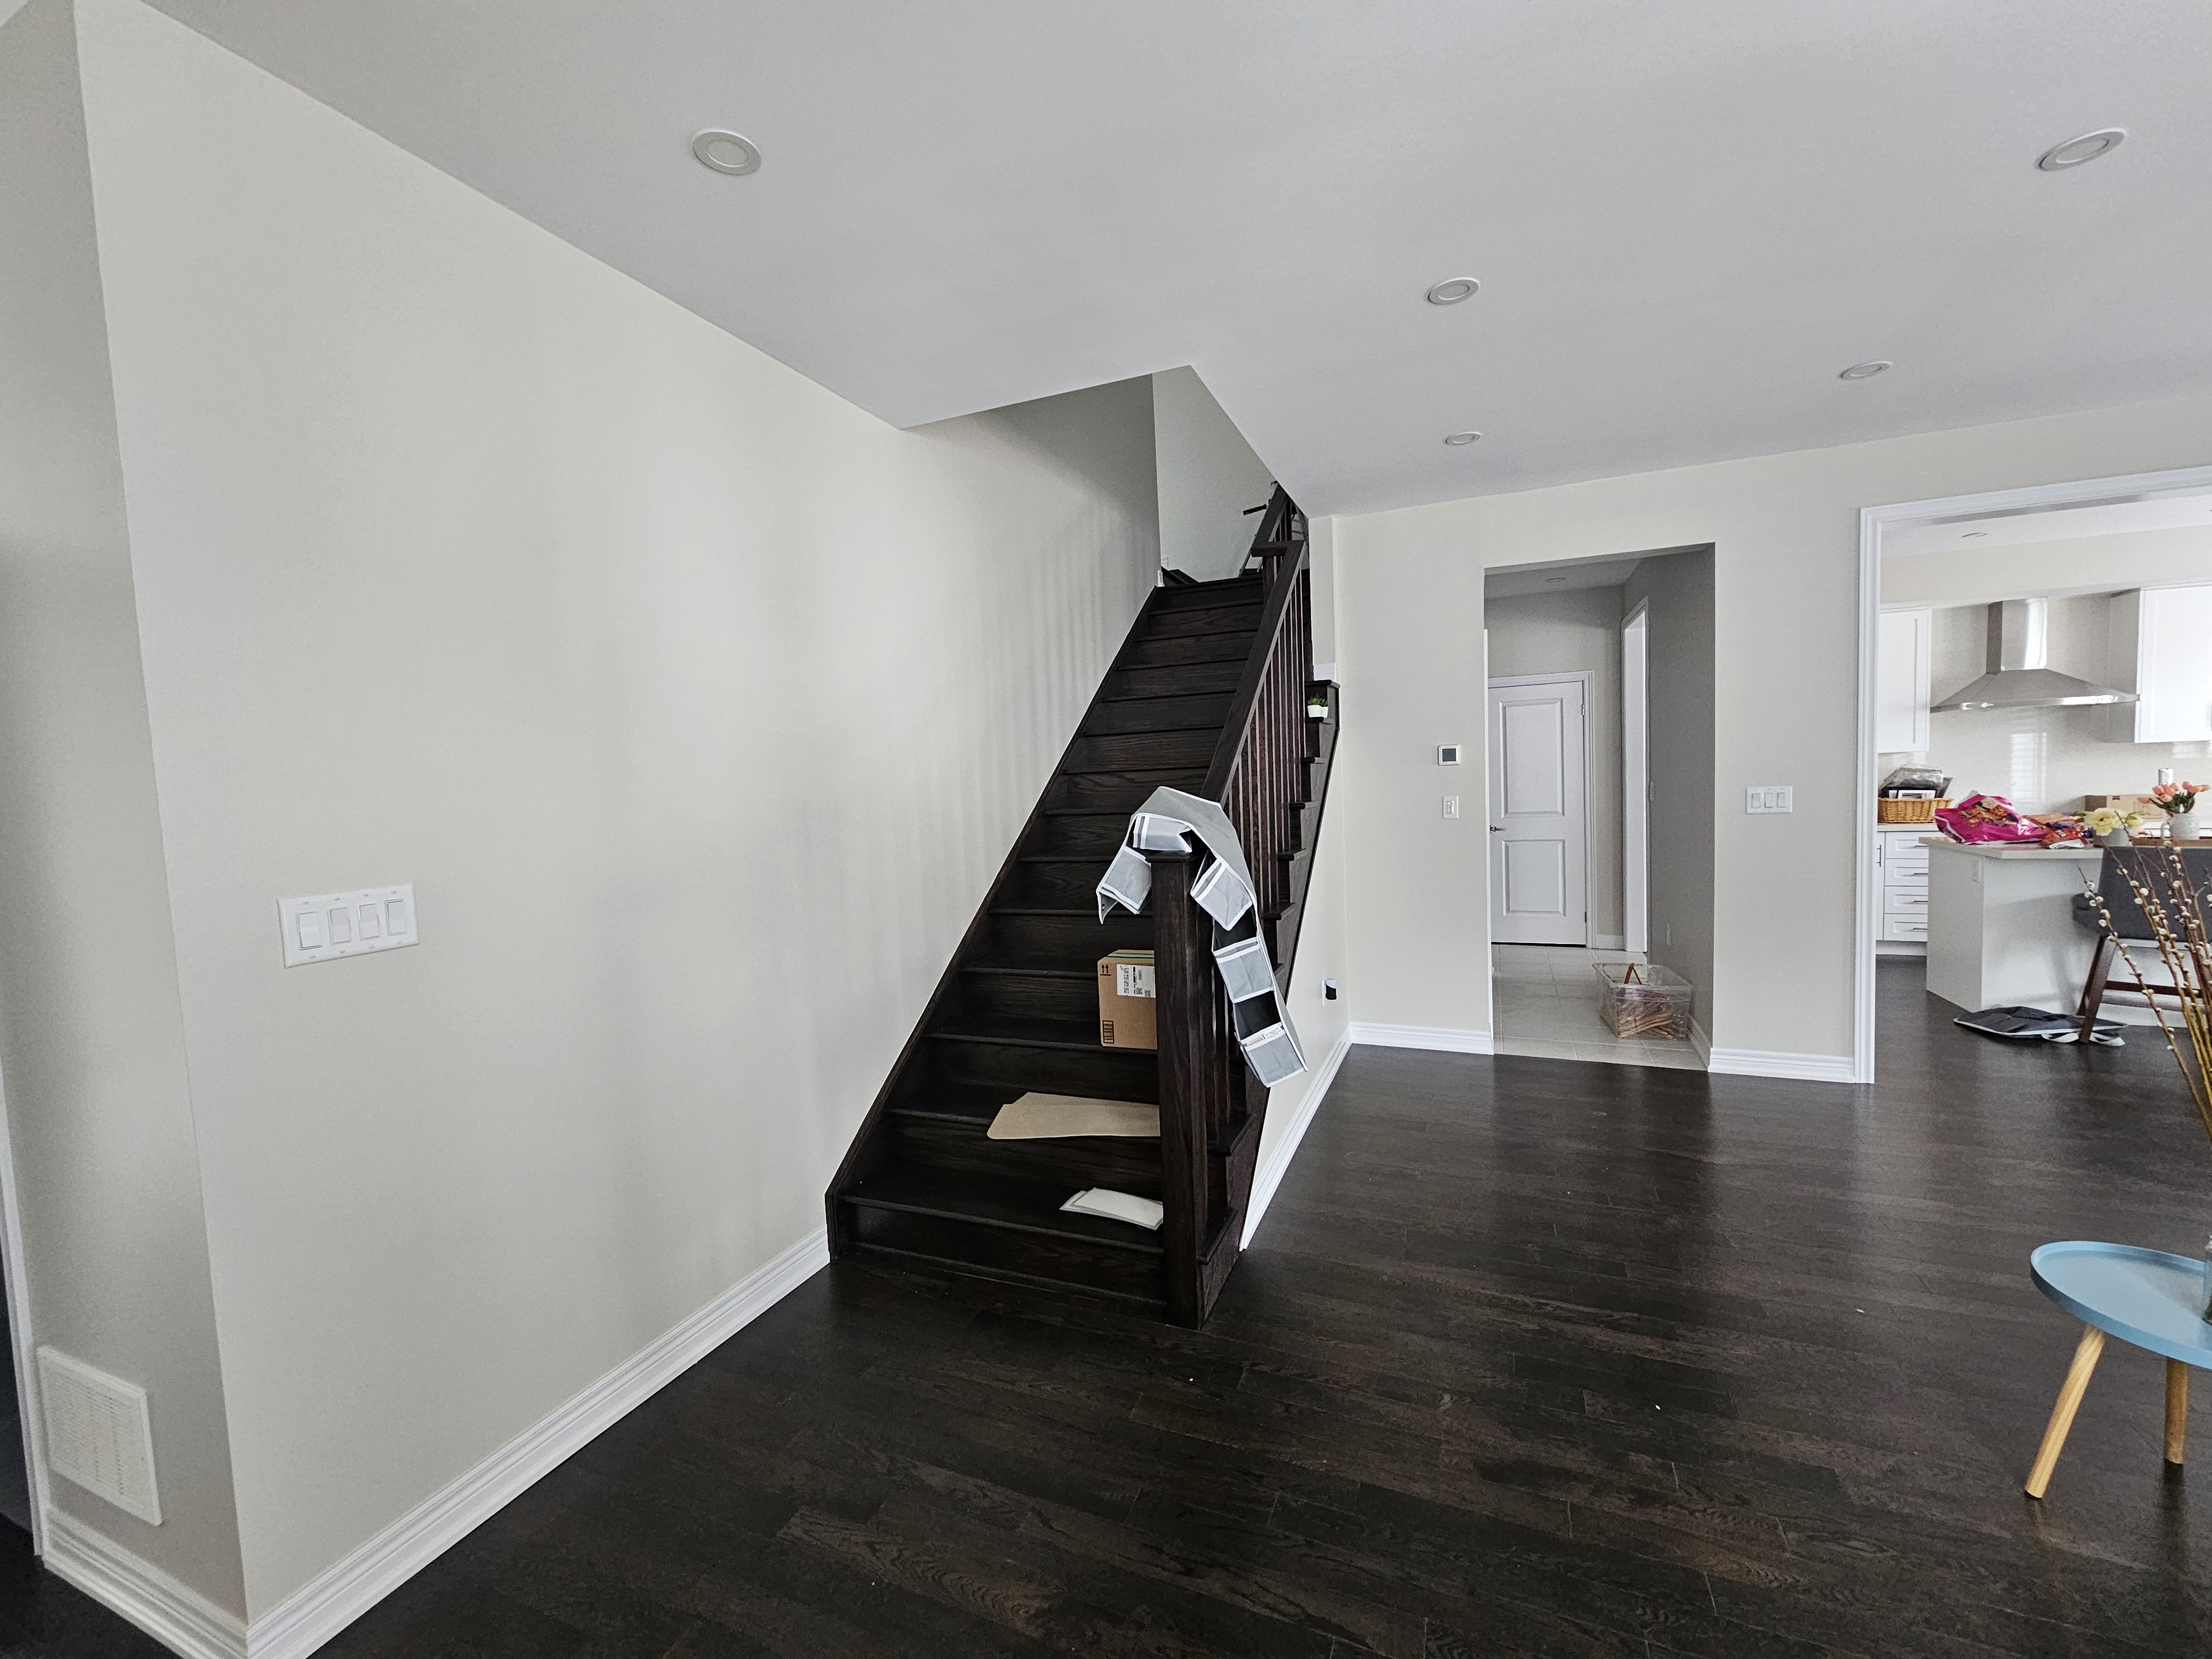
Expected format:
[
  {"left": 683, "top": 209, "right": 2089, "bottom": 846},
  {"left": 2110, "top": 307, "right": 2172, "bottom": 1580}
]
[
  {"left": 1877, "top": 796, "right": 1952, "bottom": 823},
  {"left": 1595, "top": 962, "right": 1693, "bottom": 1040}
]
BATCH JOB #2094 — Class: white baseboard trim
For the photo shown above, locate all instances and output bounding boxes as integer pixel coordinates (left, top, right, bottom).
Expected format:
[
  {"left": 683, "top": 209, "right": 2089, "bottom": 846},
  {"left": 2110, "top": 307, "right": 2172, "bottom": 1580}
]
[
  {"left": 247, "top": 1226, "right": 831, "bottom": 1659},
  {"left": 1592, "top": 933, "right": 1626, "bottom": 950},
  {"left": 1706, "top": 1048, "right": 1859, "bottom": 1084},
  {"left": 43, "top": 1508, "right": 246, "bottom": 1659},
  {"left": 1241, "top": 1027, "right": 1353, "bottom": 1247},
  {"left": 1347, "top": 1022, "right": 1495, "bottom": 1054}
]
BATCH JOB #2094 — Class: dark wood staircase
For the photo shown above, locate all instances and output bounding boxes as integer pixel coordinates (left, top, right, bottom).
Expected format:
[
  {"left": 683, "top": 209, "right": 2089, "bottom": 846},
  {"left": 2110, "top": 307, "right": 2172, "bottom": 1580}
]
[{"left": 827, "top": 491, "right": 1337, "bottom": 1323}]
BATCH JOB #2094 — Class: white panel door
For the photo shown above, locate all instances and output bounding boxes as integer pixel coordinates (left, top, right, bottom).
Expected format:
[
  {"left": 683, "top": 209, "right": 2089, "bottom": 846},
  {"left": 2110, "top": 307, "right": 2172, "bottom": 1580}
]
[{"left": 1488, "top": 676, "right": 1588, "bottom": 945}]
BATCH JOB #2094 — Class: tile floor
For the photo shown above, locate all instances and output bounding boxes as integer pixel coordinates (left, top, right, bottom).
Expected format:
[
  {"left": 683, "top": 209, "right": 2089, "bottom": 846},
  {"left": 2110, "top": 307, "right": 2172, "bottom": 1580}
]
[{"left": 1490, "top": 942, "right": 1704, "bottom": 1070}]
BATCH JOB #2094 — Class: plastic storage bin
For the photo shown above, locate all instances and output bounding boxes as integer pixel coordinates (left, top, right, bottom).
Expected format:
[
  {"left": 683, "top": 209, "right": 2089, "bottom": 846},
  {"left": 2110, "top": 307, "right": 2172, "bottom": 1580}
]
[{"left": 1595, "top": 962, "right": 1693, "bottom": 1040}]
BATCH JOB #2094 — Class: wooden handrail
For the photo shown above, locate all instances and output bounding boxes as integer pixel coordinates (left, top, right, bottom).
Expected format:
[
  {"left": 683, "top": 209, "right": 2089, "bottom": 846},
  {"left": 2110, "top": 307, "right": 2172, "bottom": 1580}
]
[{"left": 1204, "top": 486, "right": 1308, "bottom": 800}]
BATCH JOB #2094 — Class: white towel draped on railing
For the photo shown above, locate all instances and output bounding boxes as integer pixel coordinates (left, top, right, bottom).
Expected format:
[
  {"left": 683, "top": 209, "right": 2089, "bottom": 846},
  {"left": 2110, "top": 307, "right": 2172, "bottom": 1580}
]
[{"left": 1094, "top": 787, "right": 1307, "bottom": 1087}]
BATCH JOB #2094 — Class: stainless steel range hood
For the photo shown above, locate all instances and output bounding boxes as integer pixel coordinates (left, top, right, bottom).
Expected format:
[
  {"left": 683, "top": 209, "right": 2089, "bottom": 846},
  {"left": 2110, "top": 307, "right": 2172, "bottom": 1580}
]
[{"left": 1929, "top": 598, "right": 2136, "bottom": 713}]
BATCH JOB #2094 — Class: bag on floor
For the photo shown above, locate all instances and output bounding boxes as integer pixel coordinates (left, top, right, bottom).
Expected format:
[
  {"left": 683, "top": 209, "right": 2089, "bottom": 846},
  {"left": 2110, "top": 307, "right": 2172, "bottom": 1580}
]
[{"left": 1954, "top": 1005, "right": 2125, "bottom": 1046}]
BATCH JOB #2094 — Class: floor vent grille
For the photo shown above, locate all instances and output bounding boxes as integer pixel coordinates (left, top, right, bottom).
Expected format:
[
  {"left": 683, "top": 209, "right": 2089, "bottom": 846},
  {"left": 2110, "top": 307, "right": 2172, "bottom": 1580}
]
[{"left": 37, "top": 1347, "right": 160, "bottom": 1525}]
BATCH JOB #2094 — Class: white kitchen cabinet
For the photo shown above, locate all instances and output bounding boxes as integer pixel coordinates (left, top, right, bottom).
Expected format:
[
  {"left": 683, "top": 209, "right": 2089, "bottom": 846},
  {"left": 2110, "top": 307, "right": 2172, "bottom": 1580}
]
[
  {"left": 2107, "top": 585, "right": 2212, "bottom": 743},
  {"left": 1874, "top": 825, "right": 1931, "bottom": 947},
  {"left": 1876, "top": 608, "right": 1932, "bottom": 753}
]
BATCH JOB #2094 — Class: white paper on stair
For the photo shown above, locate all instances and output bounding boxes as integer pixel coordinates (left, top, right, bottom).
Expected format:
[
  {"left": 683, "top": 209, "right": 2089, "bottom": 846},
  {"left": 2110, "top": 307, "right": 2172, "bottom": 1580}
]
[
  {"left": 1060, "top": 1188, "right": 1166, "bottom": 1230},
  {"left": 1092, "top": 786, "right": 1306, "bottom": 1087}
]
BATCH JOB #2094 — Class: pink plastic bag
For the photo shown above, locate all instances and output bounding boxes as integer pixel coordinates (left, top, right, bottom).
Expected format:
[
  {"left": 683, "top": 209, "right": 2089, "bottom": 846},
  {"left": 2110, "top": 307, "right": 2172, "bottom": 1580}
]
[{"left": 1934, "top": 794, "right": 2044, "bottom": 844}]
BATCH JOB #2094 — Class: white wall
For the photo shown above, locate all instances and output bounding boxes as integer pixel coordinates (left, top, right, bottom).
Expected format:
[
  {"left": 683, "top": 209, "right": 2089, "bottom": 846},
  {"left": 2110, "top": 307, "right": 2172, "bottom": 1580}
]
[
  {"left": 1335, "top": 392, "right": 2212, "bottom": 1063},
  {"left": 1482, "top": 587, "right": 1626, "bottom": 942},
  {"left": 0, "top": 0, "right": 244, "bottom": 1612},
  {"left": 1153, "top": 366, "right": 1276, "bottom": 581},
  {"left": 67, "top": 0, "right": 1159, "bottom": 1620}
]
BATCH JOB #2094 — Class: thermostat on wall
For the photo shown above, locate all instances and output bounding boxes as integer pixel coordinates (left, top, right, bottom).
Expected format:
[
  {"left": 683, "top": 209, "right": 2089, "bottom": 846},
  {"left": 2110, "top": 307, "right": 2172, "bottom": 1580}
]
[{"left": 1438, "top": 744, "right": 1463, "bottom": 765}]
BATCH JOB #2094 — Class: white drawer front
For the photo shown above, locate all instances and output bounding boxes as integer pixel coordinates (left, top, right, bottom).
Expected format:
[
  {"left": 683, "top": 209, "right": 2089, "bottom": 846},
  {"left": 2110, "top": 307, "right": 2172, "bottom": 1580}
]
[
  {"left": 1883, "top": 917, "right": 1928, "bottom": 941},
  {"left": 1885, "top": 889, "right": 1929, "bottom": 912}
]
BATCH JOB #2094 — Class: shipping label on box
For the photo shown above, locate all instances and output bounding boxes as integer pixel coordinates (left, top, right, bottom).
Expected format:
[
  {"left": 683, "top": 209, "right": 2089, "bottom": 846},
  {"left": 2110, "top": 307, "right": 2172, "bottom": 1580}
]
[{"left": 1098, "top": 950, "right": 1157, "bottom": 1050}]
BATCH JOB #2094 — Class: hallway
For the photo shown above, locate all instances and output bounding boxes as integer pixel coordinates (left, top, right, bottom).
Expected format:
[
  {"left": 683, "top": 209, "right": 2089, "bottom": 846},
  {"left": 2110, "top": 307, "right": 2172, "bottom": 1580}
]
[{"left": 4, "top": 962, "right": 2206, "bottom": 1657}]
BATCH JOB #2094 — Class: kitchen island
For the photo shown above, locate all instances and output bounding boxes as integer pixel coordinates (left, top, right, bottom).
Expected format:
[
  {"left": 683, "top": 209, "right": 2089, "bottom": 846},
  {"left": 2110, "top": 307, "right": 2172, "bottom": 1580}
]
[{"left": 1924, "top": 839, "right": 2104, "bottom": 1013}]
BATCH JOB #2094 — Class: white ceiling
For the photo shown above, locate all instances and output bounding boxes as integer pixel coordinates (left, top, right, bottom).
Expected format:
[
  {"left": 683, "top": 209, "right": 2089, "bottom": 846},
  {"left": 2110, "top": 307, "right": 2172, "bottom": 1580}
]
[
  {"left": 144, "top": 0, "right": 2212, "bottom": 518},
  {"left": 1882, "top": 490, "right": 2212, "bottom": 558},
  {"left": 1485, "top": 553, "right": 1647, "bottom": 599}
]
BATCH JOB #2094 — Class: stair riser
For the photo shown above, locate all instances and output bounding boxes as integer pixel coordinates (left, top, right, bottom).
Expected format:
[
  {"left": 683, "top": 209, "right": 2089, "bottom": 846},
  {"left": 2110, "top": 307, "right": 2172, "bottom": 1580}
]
[
  {"left": 1030, "top": 814, "right": 1131, "bottom": 856},
  {"left": 842, "top": 1208, "right": 1165, "bottom": 1305},
  {"left": 1147, "top": 579, "right": 1261, "bottom": 613},
  {"left": 959, "top": 968, "right": 1100, "bottom": 1025},
  {"left": 1140, "top": 606, "right": 1260, "bottom": 639},
  {"left": 888, "top": 1117, "right": 1164, "bottom": 1198},
  {"left": 933, "top": 1035, "right": 1158, "bottom": 1099},
  {"left": 1082, "top": 692, "right": 1234, "bottom": 737},
  {"left": 1045, "top": 769, "right": 1203, "bottom": 811},
  {"left": 1120, "top": 633, "right": 1253, "bottom": 669},
  {"left": 992, "top": 910, "right": 1150, "bottom": 959},
  {"left": 1014, "top": 860, "right": 1108, "bottom": 909},
  {"left": 1068, "top": 729, "right": 1217, "bottom": 772},
  {"left": 1108, "top": 662, "right": 1246, "bottom": 700}
]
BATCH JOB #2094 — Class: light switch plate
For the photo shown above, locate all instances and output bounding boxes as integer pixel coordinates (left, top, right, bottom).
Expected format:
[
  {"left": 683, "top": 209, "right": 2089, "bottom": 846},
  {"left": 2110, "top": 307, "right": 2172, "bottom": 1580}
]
[
  {"left": 1443, "top": 796, "right": 1461, "bottom": 819},
  {"left": 280, "top": 884, "right": 418, "bottom": 967},
  {"left": 1745, "top": 786, "right": 1794, "bottom": 814}
]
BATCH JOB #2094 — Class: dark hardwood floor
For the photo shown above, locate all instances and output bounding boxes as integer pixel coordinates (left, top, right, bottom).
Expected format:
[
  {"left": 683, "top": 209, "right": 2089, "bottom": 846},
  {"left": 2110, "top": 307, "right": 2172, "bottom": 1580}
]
[{"left": 8, "top": 958, "right": 2212, "bottom": 1657}]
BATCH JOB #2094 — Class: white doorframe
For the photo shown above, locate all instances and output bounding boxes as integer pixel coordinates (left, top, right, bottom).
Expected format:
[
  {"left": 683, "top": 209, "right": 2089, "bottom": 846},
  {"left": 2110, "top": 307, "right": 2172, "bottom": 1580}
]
[
  {"left": 1621, "top": 603, "right": 1650, "bottom": 957},
  {"left": 1854, "top": 462, "right": 2212, "bottom": 1085},
  {"left": 0, "top": 1057, "right": 53, "bottom": 1554},
  {"left": 1487, "top": 669, "right": 1597, "bottom": 947}
]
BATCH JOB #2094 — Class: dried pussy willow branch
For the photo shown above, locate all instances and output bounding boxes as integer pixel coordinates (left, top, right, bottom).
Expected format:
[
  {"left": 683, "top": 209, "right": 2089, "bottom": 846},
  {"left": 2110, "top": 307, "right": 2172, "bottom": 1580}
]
[{"left": 2093, "top": 845, "right": 2212, "bottom": 1148}]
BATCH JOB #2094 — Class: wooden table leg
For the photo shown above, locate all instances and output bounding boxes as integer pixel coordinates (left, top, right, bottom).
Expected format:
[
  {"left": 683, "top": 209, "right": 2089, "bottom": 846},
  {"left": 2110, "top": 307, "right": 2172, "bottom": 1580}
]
[
  {"left": 2025, "top": 1324, "right": 2105, "bottom": 1499},
  {"left": 2167, "top": 1360, "right": 2188, "bottom": 1466}
]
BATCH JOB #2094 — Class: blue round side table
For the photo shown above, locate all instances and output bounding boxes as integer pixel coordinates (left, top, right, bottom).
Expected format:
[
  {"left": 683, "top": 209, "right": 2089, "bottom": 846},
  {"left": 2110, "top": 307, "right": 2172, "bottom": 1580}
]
[{"left": 2026, "top": 1241, "right": 2212, "bottom": 1498}]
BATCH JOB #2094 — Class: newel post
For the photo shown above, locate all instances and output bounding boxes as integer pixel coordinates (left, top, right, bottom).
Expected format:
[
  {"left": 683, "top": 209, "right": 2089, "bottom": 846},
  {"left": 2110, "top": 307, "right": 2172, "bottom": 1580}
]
[{"left": 1148, "top": 852, "right": 1212, "bottom": 1326}]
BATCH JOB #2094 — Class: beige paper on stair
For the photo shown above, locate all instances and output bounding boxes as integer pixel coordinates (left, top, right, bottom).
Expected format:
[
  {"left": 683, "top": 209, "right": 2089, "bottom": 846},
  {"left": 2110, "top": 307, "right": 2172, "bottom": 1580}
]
[{"left": 987, "top": 1094, "right": 1161, "bottom": 1140}]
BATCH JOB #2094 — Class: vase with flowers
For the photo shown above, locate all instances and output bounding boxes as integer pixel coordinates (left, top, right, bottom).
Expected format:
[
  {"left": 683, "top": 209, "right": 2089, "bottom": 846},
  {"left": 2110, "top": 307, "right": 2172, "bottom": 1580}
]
[
  {"left": 2151, "top": 780, "right": 2206, "bottom": 843},
  {"left": 2084, "top": 806, "right": 2145, "bottom": 847}
]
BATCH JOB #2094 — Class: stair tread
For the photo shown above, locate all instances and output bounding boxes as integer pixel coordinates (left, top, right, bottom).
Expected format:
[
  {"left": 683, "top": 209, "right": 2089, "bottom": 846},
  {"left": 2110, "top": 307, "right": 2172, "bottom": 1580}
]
[
  {"left": 929, "top": 1016, "right": 1118, "bottom": 1051},
  {"left": 960, "top": 954, "right": 1096, "bottom": 977},
  {"left": 843, "top": 1166, "right": 1165, "bottom": 1255},
  {"left": 886, "top": 1083, "right": 1019, "bottom": 1123}
]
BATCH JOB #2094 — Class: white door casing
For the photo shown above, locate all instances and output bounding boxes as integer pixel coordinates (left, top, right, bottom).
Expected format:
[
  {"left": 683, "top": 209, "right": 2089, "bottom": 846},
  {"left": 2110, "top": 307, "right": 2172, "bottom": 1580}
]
[{"left": 1488, "top": 673, "right": 1590, "bottom": 946}]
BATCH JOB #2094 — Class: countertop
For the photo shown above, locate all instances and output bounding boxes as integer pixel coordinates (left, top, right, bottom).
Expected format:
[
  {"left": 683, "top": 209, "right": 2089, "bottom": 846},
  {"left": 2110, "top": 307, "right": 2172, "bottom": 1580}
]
[{"left": 1921, "top": 838, "right": 2101, "bottom": 862}]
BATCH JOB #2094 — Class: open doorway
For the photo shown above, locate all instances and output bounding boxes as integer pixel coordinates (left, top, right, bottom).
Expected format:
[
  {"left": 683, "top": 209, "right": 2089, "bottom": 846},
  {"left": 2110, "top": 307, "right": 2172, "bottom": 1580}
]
[
  {"left": 1483, "top": 547, "right": 1713, "bottom": 1070},
  {"left": 1856, "top": 465, "right": 2212, "bottom": 1078}
]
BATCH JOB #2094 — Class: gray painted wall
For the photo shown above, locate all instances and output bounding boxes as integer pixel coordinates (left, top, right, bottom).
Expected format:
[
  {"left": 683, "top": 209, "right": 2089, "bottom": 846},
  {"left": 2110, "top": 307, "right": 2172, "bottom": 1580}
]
[
  {"left": 1152, "top": 367, "right": 1275, "bottom": 582},
  {"left": 1623, "top": 549, "right": 1715, "bottom": 1034},
  {"left": 0, "top": 0, "right": 245, "bottom": 1613}
]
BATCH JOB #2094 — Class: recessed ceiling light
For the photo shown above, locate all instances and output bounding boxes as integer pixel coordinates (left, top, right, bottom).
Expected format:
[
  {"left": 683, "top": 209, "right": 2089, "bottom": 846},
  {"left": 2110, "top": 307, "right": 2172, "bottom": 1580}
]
[
  {"left": 1442, "top": 430, "right": 1483, "bottom": 446},
  {"left": 1426, "top": 277, "right": 1480, "bottom": 305},
  {"left": 1838, "top": 361, "right": 1892, "bottom": 381},
  {"left": 691, "top": 130, "right": 761, "bottom": 175},
  {"left": 2037, "top": 129, "right": 2125, "bottom": 171}
]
